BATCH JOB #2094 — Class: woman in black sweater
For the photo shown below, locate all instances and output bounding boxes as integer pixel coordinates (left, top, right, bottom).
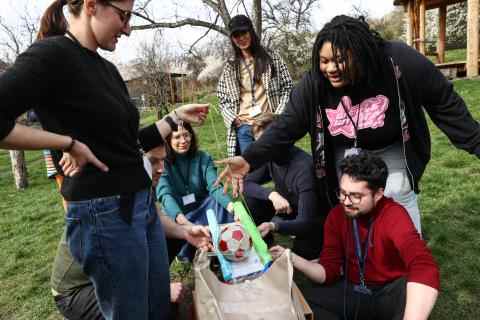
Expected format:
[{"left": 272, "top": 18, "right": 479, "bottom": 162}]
[{"left": 0, "top": 1, "right": 209, "bottom": 319}]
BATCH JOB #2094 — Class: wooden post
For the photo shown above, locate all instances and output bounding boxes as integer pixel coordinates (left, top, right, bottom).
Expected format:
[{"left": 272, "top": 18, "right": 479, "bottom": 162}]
[
  {"left": 406, "top": 1, "right": 414, "bottom": 47},
  {"left": 168, "top": 73, "right": 175, "bottom": 105},
  {"left": 419, "top": 0, "right": 426, "bottom": 55},
  {"left": 413, "top": 0, "right": 420, "bottom": 51},
  {"left": 181, "top": 76, "right": 185, "bottom": 102},
  {"left": 467, "top": 0, "right": 479, "bottom": 77},
  {"left": 190, "top": 81, "right": 196, "bottom": 103},
  {"left": 438, "top": 4, "right": 447, "bottom": 63}
]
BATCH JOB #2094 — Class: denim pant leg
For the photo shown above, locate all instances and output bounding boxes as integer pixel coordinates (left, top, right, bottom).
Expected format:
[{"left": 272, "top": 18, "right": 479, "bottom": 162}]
[
  {"left": 145, "top": 195, "right": 171, "bottom": 320},
  {"left": 236, "top": 124, "right": 254, "bottom": 154},
  {"left": 65, "top": 189, "right": 170, "bottom": 320},
  {"left": 177, "top": 196, "right": 234, "bottom": 260}
]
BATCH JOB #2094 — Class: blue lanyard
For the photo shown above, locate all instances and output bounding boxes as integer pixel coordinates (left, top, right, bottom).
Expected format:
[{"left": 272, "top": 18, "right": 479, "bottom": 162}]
[{"left": 352, "top": 217, "right": 373, "bottom": 288}]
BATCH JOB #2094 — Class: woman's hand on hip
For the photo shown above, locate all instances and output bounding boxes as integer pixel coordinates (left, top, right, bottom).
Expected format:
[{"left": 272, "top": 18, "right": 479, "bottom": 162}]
[{"left": 60, "top": 140, "right": 109, "bottom": 177}]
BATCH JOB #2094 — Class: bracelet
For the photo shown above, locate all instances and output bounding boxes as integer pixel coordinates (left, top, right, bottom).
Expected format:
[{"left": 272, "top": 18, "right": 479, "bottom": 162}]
[
  {"left": 63, "top": 137, "right": 76, "bottom": 152},
  {"left": 171, "top": 110, "right": 185, "bottom": 129},
  {"left": 172, "top": 109, "right": 180, "bottom": 122}
]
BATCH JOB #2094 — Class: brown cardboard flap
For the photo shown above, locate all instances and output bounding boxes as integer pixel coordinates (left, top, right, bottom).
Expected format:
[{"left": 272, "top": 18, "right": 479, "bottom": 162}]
[{"left": 292, "top": 283, "right": 314, "bottom": 320}]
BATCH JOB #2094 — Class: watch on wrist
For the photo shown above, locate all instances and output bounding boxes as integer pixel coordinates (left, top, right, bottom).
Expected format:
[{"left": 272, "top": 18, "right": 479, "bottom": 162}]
[{"left": 164, "top": 115, "right": 178, "bottom": 131}]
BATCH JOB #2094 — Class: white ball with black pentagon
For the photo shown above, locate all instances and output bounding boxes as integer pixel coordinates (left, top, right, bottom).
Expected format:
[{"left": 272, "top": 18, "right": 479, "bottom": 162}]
[{"left": 218, "top": 223, "right": 252, "bottom": 262}]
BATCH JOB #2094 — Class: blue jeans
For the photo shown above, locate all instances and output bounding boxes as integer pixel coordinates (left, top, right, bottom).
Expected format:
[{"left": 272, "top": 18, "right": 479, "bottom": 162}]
[
  {"left": 65, "top": 189, "right": 171, "bottom": 320},
  {"left": 236, "top": 124, "right": 254, "bottom": 154},
  {"left": 177, "top": 196, "right": 233, "bottom": 261}
]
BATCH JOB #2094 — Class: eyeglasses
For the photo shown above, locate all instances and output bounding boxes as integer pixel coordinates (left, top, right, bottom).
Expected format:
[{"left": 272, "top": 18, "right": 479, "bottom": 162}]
[
  {"left": 105, "top": 2, "right": 133, "bottom": 24},
  {"left": 105, "top": 2, "right": 156, "bottom": 25},
  {"left": 336, "top": 190, "right": 368, "bottom": 205}
]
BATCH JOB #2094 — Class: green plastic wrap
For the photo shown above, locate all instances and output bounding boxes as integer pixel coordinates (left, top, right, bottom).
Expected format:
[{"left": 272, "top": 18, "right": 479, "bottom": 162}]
[{"left": 233, "top": 200, "right": 272, "bottom": 265}]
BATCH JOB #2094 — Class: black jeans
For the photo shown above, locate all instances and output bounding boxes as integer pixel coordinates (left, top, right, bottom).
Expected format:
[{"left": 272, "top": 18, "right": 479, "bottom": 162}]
[
  {"left": 303, "top": 277, "right": 407, "bottom": 320},
  {"left": 244, "top": 195, "right": 323, "bottom": 260},
  {"left": 54, "top": 238, "right": 184, "bottom": 320}
]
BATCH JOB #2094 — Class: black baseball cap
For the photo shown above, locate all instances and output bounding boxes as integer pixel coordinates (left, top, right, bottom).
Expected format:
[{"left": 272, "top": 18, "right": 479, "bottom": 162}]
[{"left": 228, "top": 15, "right": 253, "bottom": 35}]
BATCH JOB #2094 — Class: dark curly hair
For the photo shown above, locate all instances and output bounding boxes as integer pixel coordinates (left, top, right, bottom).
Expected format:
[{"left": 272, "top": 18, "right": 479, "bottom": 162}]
[
  {"left": 339, "top": 152, "right": 389, "bottom": 191},
  {"left": 311, "top": 15, "right": 385, "bottom": 90}
]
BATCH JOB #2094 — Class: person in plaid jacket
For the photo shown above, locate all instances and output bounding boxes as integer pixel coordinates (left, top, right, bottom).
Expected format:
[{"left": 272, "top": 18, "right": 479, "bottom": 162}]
[{"left": 217, "top": 15, "right": 293, "bottom": 157}]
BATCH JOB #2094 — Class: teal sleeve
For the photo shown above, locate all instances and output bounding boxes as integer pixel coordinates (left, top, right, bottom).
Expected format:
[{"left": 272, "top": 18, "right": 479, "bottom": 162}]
[
  {"left": 202, "top": 153, "right": 232, "bottom": 209},
  {"left": 156, "top": 170, "right": 182, "bottom": 220}
]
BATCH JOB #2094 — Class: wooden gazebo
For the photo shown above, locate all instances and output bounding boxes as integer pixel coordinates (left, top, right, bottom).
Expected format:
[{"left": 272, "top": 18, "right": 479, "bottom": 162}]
[{"left": 394, "top": 0, "right": 479, "bottom": 77}]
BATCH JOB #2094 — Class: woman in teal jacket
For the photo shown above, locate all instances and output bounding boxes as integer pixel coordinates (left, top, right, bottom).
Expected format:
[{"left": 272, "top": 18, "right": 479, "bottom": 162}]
[{"left": 157, "top": 122, "right": 234, "bottom": 260}]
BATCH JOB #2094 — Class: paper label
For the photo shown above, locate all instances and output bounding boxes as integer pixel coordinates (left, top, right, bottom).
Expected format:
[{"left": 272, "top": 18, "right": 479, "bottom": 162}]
[
  {"left": 344, "top": 147, "right": 362, "bottom": 158},
  {"left": 249, "top": 104, "right": 262, "bottom": 118},
  {"left": 182, "top": 193, "right": 196, "bottom": 205}
]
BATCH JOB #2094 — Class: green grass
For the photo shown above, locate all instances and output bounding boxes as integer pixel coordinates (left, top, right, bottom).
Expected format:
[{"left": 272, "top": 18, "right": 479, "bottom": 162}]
[
  {"left": 0, "top": 79, "right": 479, "bottom": 319},
  {"left": 427, "top": 48, "right": 467, "bottom": 63},
  {"left": 422, "top": 78, "right": 480, "bottom": 319},
  {"left": 445, "top": 48, "right": 466, "bottom": 62}
]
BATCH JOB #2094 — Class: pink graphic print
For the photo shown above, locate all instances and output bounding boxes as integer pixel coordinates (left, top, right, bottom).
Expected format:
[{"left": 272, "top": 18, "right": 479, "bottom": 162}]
[{"left": 325, "top": 95, "right": 389, "bottom": 139}]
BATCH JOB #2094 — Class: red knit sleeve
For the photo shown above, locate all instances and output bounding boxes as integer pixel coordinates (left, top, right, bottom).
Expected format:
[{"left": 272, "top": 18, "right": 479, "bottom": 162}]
[
  {"left": 386, "top": 203, "right": 440, "bottom": 290},
  {"left": 319, "top": 206, "right": 345, "bottom": 284}
]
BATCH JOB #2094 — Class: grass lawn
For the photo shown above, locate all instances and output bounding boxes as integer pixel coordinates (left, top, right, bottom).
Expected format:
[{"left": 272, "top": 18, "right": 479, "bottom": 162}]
[
  {"left": 0, "top": 79, "right": 479, "bottom": 319},
  {"left": 427, "top": 48, "right": 466, "bottom": 64}
]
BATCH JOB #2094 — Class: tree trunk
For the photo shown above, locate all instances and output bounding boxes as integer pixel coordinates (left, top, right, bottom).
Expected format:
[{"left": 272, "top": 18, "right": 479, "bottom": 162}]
[
  {"left": 9, "top": 150, "right": 28, "bottom": 190},
  {"left": 253, "top": 0, "right": 262, "bottom": 40}
]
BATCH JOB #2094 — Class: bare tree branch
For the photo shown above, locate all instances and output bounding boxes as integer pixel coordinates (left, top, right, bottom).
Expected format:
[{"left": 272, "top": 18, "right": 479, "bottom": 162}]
[
  {"left": 132, "top": 18, "right": 228, "bottom": 36},
  {"left": 188, "top": 14, "right": 221, "bottom": 56},
  {"left": 0, "top": 18, "right": 22, "bottom": 57}
]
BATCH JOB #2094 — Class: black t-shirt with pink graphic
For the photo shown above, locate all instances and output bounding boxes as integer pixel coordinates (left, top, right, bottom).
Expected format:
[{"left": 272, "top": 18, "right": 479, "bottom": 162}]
[{"left": 322, "top": 85, "right": 402, "bottom": 150}]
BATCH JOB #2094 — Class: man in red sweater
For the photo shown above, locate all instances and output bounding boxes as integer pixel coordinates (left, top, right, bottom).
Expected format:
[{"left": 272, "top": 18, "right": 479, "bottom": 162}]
[{"left": 270, "top": 152, "right": 439, "bottom": 320}]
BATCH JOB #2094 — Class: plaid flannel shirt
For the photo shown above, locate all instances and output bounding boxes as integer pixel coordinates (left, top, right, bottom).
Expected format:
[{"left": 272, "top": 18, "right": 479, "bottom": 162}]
[{"left": 216, "top": 51, "right": 293, "bottom": 157}]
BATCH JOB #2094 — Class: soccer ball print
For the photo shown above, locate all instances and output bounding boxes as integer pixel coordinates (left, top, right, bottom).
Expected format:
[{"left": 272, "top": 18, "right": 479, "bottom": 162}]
[{"left": 218, "top": 223, "right": 252, "bottom": 262}]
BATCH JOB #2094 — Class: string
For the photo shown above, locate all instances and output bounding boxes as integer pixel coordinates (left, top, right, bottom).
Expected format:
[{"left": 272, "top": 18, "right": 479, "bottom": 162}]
[
  {"left": 238, "top": 193, "right": 256, "bottom": 222},
  {"left": 195, "top": 91, "right": 223, "bottom": 158},
  {"left": 208, "top": 108, "right": 223, "bottom": 158}
]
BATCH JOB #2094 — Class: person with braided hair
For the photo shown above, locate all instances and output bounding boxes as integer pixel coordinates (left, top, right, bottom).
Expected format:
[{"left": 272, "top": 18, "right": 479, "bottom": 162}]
[{"left": 216, "top": 14, "right": 480, "bottom": 236}]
